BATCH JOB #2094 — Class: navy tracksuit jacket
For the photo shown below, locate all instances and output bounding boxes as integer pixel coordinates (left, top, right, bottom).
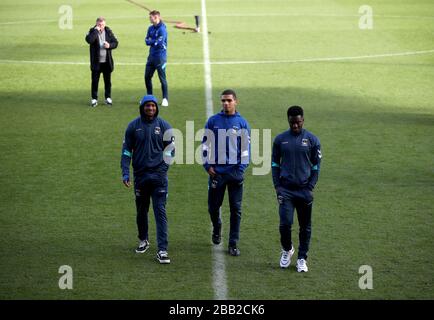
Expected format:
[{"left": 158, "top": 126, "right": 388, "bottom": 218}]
[
  {"left": 272, "top": 128, "right": 322, "bottom": 259},
  {"left": 144, "top": 22, "right": 168, "bottom": 99},
  {"left": 202, "top": 111, "right": 251, "bottom": 247},
  {"left": 121, "top": 102, "right": 174, "bottom": 251}
]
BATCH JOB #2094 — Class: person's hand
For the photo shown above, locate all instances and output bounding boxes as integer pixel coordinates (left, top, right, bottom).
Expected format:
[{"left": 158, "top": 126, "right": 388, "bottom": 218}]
[
  {"left": 207, "top": 167, "right": 216, "bottom": 178},
  {"left": 276, "top": 187, "right": 284, "bottom": 204},
  {"left": 122, "top": 176, "right": 131, "bottom": 188},
  {"left": 94, "top": 26, "right": 100, "bottom": 32},
  {"left": 275, "top": 186, "right": 283, "bottom": 195},
  {"left": 103, "top": 41, "right": 110, "bottom": 49},
  {"left": 307, "top": 188, "right": 314, "bottom": 199}
]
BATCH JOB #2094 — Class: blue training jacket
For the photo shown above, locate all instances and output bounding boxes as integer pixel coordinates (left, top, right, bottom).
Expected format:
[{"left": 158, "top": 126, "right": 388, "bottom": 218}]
[
  {"left": 145, "top": 21, "right": 167, "bottom": 60},
  {"left": 272, "top": 129, "right": 322, "bottom": 190},
  {"left": 202, "top": 111, "right": 251, "bottom": 176},
  {"left": 120, "top": 101, "right": 174, "bottom": 180}
]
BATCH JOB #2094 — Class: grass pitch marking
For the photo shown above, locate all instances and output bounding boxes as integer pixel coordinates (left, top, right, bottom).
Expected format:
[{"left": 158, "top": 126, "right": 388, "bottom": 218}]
[
  {"left": 1, "top": 13, "right": 434, "bottom": 25},
  {"left": 1, "top": 49, "right": 434, "bottom": 67},
  {"left": 201, "top": 0, "right": 229, "bottom": 301}
]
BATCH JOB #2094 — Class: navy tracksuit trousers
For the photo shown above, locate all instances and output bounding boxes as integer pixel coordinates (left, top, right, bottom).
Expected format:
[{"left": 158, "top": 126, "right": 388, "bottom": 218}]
[
  {"left": 144, "top": 56, "right": 168, "bottom": 100},
  {"left": 278, "top": 187, "right": 313, "bottom": 260},
  {"left": 134, "top": 172, "right": 168, "bottom": 251},
  {"left": 208, "top": 173, "right": 244, "bottom": 247}
]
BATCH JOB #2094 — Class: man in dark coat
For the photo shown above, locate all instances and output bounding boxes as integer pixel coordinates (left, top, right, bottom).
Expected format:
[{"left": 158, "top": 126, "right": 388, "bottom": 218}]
[{"left": 85, "top": 17, "right": 118, "bottom": 107}]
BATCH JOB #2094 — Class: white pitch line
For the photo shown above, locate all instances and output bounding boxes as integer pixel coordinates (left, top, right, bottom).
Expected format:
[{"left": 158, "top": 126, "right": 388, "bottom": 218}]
[
  {"left": 205, "top": 49, "right": 434, "bottom": 65},
  {"left": 1, "top": 13, "right": 434, "bottom": 25},
  {"left": 201, "top": 0, "right": 228, "bottom": 301},
  {"left": 1, "top": 49, "right": 434, "bottom": 67},
  {"left": 201, "top": 0, "right": 214, "bottom": 120}
]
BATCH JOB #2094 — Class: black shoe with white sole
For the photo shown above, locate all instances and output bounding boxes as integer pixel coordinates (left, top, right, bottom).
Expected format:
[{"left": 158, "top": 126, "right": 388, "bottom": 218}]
[
  {"left": 157, "top": 250, "right": 171, "bottom": 264},
  {"left": 135, "top": 240, "right": 150, "bottom": 253}
]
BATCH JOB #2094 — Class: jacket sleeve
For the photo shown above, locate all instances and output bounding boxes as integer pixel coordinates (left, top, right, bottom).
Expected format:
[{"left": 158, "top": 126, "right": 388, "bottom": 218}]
[
  {"left": 271, "top": 136, "right": 281, "bottom": 189},
  {"left": 202, "top": 118, "right": 213, "bottom": 172},
  {"left": 154, "top": 25, "right": 167, "bottom": 49},
  {"left": 85, "top": 27, "right": 98, "bottom": 44},
  {"left": 120, "top": 124, "right": 134, "bottom": 180},
  {"left": 162, "top": 122, "right": 175, "bottom": 161},
  {"left": 145, "top": 27, "right": 152, "bottom": 46},
  {"left": 307, "top": 137, "right": 322, "bottom": 190},
  {"left": 107, "top": 29, "right": 118, "bottom": 49},
  {"left": 239, "top": 120, "right": 251, "bottom": 173}
]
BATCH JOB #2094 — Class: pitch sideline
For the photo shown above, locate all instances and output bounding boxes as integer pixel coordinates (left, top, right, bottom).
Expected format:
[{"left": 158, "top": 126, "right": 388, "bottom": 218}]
[
  {"left": 1, "top": 49, "right": 434, "bottom": 67},
  {"left": 200, "top": 0, "right": 228, "bottom": 301}
]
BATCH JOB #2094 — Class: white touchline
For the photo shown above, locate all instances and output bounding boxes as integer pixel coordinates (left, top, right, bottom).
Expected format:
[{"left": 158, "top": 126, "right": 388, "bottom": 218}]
[
  {"left": 201, "top": 0, "right": 228, "bottom": 301},
  {"left": 201, "top": 0, "right": 214, "bottom": 120},
  {"left": 1, "top": 13, "right": 434, "bottom": 25},
  {"left": 1, "top": 49, "right": 434, "bottom": 67}
]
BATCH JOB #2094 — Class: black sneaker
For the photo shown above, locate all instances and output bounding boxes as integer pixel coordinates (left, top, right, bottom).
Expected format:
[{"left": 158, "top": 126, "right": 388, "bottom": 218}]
[
  {"left": 212, "top": 226, "right": 221, "bottom": 245},
  {"left": 135, "top": 239, "right": 150, "bottom": 253},
  {"left": 157, "top": 250, "right": 171, "bottom": 264},
  {"left": 228, "top": 246, "right": 240, "bottom": 256},
  {"left": 212, "top": 233, "right": 221, "bottom": 245}
]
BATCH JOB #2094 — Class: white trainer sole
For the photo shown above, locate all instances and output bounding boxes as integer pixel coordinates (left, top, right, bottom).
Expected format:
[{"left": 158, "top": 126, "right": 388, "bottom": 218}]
[{"left": 280, "top": 247, "right": 295, "bottom": 268}]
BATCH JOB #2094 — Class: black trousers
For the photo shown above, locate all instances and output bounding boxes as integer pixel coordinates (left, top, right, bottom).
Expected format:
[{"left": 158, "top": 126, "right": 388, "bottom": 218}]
[
  {"left": 144, "top": 57, "right": 168, "bottom": 100},
  {"left": 134, "top": 172, "right": 169, "bottom": 252},
  {"left": 91, "top": 62, "right": 111, "bottom": 100},
  {"left": 277, "top": 187, "right": 313, "bottom": 259},
  {"left": 208, "top": 173, "right": 244, "bottom": 247}
]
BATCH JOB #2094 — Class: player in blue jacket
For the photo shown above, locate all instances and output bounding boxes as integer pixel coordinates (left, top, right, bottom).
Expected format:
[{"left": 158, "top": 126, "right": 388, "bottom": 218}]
[
  {"left": 121, "top": 95, "right": 175, "bottom": 264},
  {"left": 272, "top": 106, "right": 321, "bottom": 272},
  {"left": 144, "top": 10, "right": 169, "bottom": 107},
  {"left": 202, "top": 89, "right": 251, "bottom": 256}
]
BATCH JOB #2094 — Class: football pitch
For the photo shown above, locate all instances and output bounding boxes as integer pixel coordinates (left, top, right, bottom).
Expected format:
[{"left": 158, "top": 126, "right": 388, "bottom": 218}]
[{"left": 0, "top": 0, "right": 433, "bottom": 300}]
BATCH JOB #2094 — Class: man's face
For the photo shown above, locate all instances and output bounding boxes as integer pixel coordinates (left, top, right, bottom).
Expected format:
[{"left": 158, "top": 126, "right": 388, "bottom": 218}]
[
  {"left": 149, "top": 14, "right": 160, "bottom": 25},
  {"left": 96, "top": 20, "right": 105, "bottom": 31},
  {"left": 289, "top": 115, "right": 304, "bottom": 134},
  {"left": 221, "top": 95, "right": 237, "bottom": 114},
  {"left": 143, "top": 102, "right": 157, "bottom": 118}
]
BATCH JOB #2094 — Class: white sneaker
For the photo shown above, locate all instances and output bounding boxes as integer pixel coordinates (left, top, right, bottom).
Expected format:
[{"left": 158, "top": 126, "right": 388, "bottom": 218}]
[
  {"left": 296, "top": 258, "right": 308, "bottom": 272},
  {"left": 91, "top": 99, "right": 98, "bottom": 107},
  {"left": 157, "top": 250, "right": 171, "bottom": 264},
  {"left": 280, "top": 246, "right": 295, "bottom": 268},
  {"left": 105, "top": 97, "right": 112, "bottom": 106},
  {"left": 161, "top": 98, "right": 169, "bottom": 107}
]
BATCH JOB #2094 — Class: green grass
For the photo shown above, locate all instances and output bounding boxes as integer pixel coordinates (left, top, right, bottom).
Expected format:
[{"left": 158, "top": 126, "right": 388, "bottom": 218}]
[{"left": 0, "top": 0, "right": 433, "bottom": 299}]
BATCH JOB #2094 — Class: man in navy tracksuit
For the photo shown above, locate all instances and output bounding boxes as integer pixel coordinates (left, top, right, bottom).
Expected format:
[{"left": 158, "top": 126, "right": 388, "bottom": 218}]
[
  {"left": 202, "top": 89, "right": 251, "bottom": 256},
  {"left": 120, "top": 95, "right": 175, "bottom": 264},
  {"left": 272, "top": 106, "right": 322, "bottom": 272},
  {"left": 144, "top": 10, "right": 169, "bottom": 107}
]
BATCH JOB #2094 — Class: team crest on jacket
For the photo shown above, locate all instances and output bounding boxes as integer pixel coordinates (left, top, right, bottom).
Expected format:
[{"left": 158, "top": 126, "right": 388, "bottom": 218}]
[
  {"left": 301, "top": 139, "right": 309, "bottom": 146},
  {"left": 154, "top": 127, "right": 161, "bottom": 135}
]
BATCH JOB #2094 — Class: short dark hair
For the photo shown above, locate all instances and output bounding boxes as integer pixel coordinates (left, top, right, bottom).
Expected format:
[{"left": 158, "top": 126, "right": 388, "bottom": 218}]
[
  {"left": 96, "top": 16, "right": 105, "bottom": 23},
  {"left": 287, "top": 105, "right": 304, "bottom": 118},
  {"left": 221, "top": 89, "right": 237, "bottom": 99},
  {"left": 149, "top": 10, "right": 160, "bottom": 16}
]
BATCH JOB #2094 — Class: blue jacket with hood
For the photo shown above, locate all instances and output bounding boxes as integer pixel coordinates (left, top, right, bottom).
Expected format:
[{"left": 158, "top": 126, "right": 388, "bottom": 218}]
[
  {"left": 121, "top": 95, "right": 174, "bottom": 180},
  {"left": 145, "top": 21, "right": 167, "bottom": 60},
  {"left": 271, "top": 128, "right": 321, "bottom": 191},
  {"left": 202, "top": 111, "right": 251, "bottom": 177}
]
